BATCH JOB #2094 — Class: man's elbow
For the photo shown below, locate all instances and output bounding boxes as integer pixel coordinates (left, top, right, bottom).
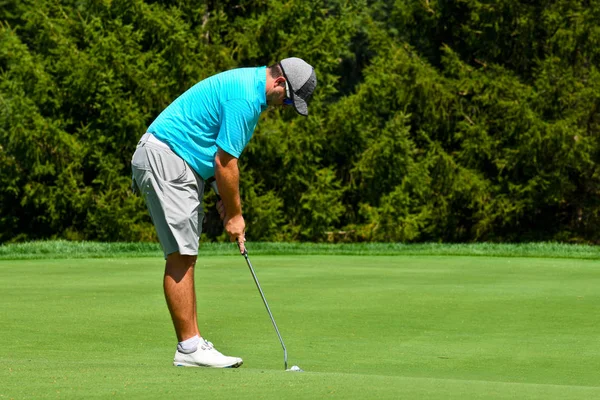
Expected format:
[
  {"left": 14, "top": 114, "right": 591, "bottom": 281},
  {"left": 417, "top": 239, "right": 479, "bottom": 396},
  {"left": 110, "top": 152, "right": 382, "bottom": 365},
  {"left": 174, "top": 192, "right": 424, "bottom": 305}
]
[{"left": 215, "top": 148, "right": 238, "bottom": 170}]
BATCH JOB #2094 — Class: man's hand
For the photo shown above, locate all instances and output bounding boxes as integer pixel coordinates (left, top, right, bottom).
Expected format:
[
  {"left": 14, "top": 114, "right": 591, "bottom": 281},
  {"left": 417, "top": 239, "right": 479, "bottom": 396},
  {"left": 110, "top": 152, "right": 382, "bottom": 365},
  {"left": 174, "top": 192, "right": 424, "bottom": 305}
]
[
  {"left": 215, "top": 198, "right": 245, "bottom": 254},
  {"left": 224, "top": 214, "right": 246, "bottom": 254}
]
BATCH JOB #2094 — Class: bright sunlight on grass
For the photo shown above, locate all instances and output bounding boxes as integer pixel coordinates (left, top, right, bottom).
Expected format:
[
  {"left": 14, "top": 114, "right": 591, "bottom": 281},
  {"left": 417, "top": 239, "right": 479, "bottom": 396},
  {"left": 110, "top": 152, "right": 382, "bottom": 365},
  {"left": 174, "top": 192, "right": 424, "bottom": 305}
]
[{"left": 1, "top": 251, "right": 599, "bottom": 399}]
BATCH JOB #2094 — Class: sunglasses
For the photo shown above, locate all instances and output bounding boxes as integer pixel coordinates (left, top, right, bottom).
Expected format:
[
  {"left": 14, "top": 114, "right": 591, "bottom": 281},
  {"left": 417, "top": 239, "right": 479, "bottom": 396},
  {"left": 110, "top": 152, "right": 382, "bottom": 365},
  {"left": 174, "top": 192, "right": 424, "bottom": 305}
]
[{"left": 283, "top": 80, "right": 294, "bottom": 105}]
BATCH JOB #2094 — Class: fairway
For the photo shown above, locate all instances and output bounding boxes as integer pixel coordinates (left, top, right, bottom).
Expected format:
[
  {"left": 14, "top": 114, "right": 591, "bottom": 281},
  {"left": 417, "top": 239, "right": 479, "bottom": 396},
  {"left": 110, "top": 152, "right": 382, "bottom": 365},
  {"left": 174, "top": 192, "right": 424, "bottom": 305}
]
[{"left": 1, "top": 255, "right": 599, "bottom": 399}]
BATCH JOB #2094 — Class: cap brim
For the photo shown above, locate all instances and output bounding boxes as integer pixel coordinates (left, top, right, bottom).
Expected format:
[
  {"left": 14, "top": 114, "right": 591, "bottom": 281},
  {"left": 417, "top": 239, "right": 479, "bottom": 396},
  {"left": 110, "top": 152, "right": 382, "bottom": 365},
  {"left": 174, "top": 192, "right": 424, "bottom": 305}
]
[{"left": 293, "top": 96, "right": 308, "bottom": 116}]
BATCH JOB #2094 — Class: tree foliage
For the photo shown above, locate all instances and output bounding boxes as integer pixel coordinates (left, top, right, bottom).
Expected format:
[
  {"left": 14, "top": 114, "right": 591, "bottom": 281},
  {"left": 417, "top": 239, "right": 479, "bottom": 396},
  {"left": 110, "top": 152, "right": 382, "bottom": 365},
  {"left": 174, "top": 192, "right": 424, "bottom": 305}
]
[{"left": 1, "top": 0, "right": 599, "bottom": 243}]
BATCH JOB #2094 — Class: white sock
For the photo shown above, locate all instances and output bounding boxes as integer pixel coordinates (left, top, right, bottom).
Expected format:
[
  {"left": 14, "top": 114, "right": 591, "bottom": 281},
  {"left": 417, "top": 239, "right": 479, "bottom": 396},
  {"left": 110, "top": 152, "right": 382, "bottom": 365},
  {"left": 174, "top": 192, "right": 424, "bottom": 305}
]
[{"left": 177, "top": 335, "right": 200, "bottom": 354}]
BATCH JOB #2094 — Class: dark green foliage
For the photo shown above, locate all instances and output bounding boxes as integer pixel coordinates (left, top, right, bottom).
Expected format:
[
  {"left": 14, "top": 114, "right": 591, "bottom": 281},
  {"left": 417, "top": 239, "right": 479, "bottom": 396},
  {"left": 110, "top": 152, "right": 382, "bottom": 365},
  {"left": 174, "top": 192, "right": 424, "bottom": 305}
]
[{"left": 1, "top": 0, "right": 599, "bottom": 243}]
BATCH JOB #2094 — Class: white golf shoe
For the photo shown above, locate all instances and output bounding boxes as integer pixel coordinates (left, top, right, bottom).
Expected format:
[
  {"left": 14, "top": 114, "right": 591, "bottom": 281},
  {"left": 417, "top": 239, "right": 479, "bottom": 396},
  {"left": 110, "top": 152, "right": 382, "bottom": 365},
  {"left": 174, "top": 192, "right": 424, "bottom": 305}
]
[{"left": 173, "top": 338, "right": 243, "bottom": 368}]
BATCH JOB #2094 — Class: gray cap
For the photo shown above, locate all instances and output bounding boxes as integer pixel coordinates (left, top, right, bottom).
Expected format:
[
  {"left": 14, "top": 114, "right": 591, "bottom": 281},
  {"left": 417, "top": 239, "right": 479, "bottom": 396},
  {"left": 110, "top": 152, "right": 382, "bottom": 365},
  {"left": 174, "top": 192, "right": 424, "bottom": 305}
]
[{"left": 279, "top": 57, "right": 317, "bottom": 116}]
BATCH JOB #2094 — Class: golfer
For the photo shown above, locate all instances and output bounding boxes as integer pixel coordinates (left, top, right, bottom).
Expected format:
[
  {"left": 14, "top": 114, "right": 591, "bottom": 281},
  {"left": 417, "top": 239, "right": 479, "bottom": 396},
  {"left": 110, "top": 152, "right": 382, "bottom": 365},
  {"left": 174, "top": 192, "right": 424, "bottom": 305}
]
[{"left": 131, "top": 58, "right": 317, "bottom": 368}]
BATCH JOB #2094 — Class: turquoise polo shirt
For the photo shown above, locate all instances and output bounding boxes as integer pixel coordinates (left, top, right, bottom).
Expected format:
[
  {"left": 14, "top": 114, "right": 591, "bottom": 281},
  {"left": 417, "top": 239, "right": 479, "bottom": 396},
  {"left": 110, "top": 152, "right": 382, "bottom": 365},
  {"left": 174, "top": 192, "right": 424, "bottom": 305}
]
[{"left": 148, "top": 67, "right": 268, "bottom": 179}]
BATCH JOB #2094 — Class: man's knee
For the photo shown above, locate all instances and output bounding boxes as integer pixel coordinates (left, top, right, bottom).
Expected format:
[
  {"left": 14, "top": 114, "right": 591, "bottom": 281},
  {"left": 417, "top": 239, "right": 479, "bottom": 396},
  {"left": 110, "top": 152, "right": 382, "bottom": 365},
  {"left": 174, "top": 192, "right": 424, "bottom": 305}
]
[{"left": 165, "top": 252, "right": 197, "bottom": 282}]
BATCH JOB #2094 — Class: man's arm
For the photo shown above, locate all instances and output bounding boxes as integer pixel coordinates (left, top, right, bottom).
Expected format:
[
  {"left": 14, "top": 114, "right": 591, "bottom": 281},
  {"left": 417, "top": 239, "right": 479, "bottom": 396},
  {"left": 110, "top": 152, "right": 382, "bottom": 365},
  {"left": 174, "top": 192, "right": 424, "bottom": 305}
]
[{"left": 214, "top": 147, "right": 245, "bottom": 254}]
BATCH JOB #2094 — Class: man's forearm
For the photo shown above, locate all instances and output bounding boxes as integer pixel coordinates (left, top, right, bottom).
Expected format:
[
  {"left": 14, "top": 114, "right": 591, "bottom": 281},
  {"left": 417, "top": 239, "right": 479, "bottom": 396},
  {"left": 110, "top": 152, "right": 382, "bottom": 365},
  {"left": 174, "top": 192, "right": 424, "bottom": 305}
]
[{"left": 214, "top": 148, "right": 242, "bottom": 218}]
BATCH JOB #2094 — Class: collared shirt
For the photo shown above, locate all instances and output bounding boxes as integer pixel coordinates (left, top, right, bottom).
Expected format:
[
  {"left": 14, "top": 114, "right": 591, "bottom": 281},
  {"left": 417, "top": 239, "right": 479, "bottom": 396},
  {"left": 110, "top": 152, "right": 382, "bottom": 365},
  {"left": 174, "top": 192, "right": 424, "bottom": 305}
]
[{"left": 148, "top": 66, "right": 268, "bottom": 179}]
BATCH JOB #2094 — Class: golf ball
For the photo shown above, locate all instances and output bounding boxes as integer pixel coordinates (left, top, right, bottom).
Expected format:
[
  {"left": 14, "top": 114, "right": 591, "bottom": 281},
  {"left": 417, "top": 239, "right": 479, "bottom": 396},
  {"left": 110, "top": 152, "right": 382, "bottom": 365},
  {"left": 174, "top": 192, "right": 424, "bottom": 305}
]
[{"left": 288, "top": 365, "right": 303, "bottom": 372}]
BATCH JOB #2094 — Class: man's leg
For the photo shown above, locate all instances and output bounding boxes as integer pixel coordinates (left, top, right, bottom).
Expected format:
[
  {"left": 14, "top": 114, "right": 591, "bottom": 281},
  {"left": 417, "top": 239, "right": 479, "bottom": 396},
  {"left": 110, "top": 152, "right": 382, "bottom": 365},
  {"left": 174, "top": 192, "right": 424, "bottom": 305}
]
[
  {"left": 164, "top": 252, "right": 200, "bottom": 342},
  {"left": 165, "top": 250, "right": 243, "bottom": 368}
]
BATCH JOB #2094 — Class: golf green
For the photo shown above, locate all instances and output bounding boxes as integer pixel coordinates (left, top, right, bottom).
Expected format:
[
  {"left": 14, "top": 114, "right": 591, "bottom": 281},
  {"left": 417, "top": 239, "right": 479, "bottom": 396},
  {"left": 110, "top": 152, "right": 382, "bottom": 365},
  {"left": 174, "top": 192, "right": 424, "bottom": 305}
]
[{"left": 1, "top": 255, "right": 599, "bottom": 399}]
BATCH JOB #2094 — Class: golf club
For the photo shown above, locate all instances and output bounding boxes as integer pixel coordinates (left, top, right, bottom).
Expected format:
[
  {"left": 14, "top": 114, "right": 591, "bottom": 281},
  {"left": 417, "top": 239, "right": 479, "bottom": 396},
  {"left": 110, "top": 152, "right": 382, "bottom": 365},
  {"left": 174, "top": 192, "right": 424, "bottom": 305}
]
[
  {"left": 211, "top": 182, "right": 302, "bottom": 371},
  {"left": 240, "top": 245, "right": 302, "bottom": 372}
]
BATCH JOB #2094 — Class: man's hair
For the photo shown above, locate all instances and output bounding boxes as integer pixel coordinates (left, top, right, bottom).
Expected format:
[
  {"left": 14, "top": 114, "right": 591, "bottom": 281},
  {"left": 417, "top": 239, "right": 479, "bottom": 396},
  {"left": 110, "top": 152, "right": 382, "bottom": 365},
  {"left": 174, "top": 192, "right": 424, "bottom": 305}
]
[{"left": 268, "top": 63, "right": 283, "bottom": 78}]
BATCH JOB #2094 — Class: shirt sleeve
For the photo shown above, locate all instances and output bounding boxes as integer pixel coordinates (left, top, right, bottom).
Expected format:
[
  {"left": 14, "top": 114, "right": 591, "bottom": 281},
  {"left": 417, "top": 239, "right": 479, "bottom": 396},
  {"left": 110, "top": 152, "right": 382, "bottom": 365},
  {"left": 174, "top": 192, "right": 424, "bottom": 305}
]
[{"left": 216, "top": 99, "right": 259, "bottom": 158}]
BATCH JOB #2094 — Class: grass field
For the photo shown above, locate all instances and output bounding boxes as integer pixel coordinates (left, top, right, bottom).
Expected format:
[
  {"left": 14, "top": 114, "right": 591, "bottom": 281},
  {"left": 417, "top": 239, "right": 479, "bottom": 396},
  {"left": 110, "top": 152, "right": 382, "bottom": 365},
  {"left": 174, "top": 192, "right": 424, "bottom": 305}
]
[{"left": 1, "top": 246, "right": 599, "bottom": 399}]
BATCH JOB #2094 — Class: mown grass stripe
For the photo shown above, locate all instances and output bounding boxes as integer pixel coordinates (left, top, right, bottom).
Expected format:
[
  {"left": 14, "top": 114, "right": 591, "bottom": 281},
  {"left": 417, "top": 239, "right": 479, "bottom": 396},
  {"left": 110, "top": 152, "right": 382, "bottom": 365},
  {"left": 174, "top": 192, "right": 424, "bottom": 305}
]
[{"left": 0, "top": 240, "right": 598, "bottom": 260}]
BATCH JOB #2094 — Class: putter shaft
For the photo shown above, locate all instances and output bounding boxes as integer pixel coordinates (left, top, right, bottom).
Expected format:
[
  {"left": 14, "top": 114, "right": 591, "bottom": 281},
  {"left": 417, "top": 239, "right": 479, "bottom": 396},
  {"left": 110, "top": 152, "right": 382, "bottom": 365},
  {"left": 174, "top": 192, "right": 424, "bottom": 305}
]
[{"left": 242, "top": 249, "right": 288, "bottom": 370}]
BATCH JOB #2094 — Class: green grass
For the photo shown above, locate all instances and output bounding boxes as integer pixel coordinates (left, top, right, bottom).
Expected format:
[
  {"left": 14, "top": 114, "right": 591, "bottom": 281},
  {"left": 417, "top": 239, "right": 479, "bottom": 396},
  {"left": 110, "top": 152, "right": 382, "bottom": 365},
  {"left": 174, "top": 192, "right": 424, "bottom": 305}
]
[
  {"left": 1, "top": 255, "right": 600, "bottom": 399},
  {"left": 0, "top": 240, "right": 599, "bottom": 259}
]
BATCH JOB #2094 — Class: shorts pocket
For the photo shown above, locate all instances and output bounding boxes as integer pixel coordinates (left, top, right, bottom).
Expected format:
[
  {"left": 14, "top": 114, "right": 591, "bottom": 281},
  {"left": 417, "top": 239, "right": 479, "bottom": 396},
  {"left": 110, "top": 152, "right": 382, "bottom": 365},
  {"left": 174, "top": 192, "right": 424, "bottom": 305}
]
[
  {"left": 131, "top": 146, "right": 151, "bottom": 171},
  {"left": 149, "top": 147, "right": 187, "bottom": 182}
]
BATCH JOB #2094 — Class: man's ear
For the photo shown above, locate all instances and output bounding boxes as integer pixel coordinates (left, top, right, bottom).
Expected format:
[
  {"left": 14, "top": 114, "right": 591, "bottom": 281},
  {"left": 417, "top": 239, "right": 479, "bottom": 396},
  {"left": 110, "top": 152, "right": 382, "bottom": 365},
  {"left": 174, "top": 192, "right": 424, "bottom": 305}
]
[{"left": 273, "top": 76, "right": 286, "bottom": 88}]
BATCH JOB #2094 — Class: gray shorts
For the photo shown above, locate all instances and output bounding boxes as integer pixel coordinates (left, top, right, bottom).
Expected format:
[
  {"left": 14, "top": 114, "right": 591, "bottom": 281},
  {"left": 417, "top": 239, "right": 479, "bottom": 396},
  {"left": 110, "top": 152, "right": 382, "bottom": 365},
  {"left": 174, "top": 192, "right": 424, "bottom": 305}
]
[{"left": 131, "top": 133, "right": 205, "bottom": 258}]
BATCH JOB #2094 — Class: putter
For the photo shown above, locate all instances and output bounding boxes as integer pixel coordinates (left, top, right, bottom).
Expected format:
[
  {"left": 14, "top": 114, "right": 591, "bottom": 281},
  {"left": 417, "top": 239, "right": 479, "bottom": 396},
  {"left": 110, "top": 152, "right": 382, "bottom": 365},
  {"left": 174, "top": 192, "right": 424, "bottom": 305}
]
[
  {"left": 211, "top": 183, "right": 301, "bottom": 371},
  {"left": 240, "top": 245, "right": 302, "bottom": 372}
]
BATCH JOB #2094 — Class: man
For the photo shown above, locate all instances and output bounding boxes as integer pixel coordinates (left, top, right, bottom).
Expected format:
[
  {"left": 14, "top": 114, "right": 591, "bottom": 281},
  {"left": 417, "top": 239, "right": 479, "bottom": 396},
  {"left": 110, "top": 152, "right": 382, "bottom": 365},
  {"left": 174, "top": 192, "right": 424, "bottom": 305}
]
[{"left": 131, "top": 58, "right": 317, "bottom": 368}]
